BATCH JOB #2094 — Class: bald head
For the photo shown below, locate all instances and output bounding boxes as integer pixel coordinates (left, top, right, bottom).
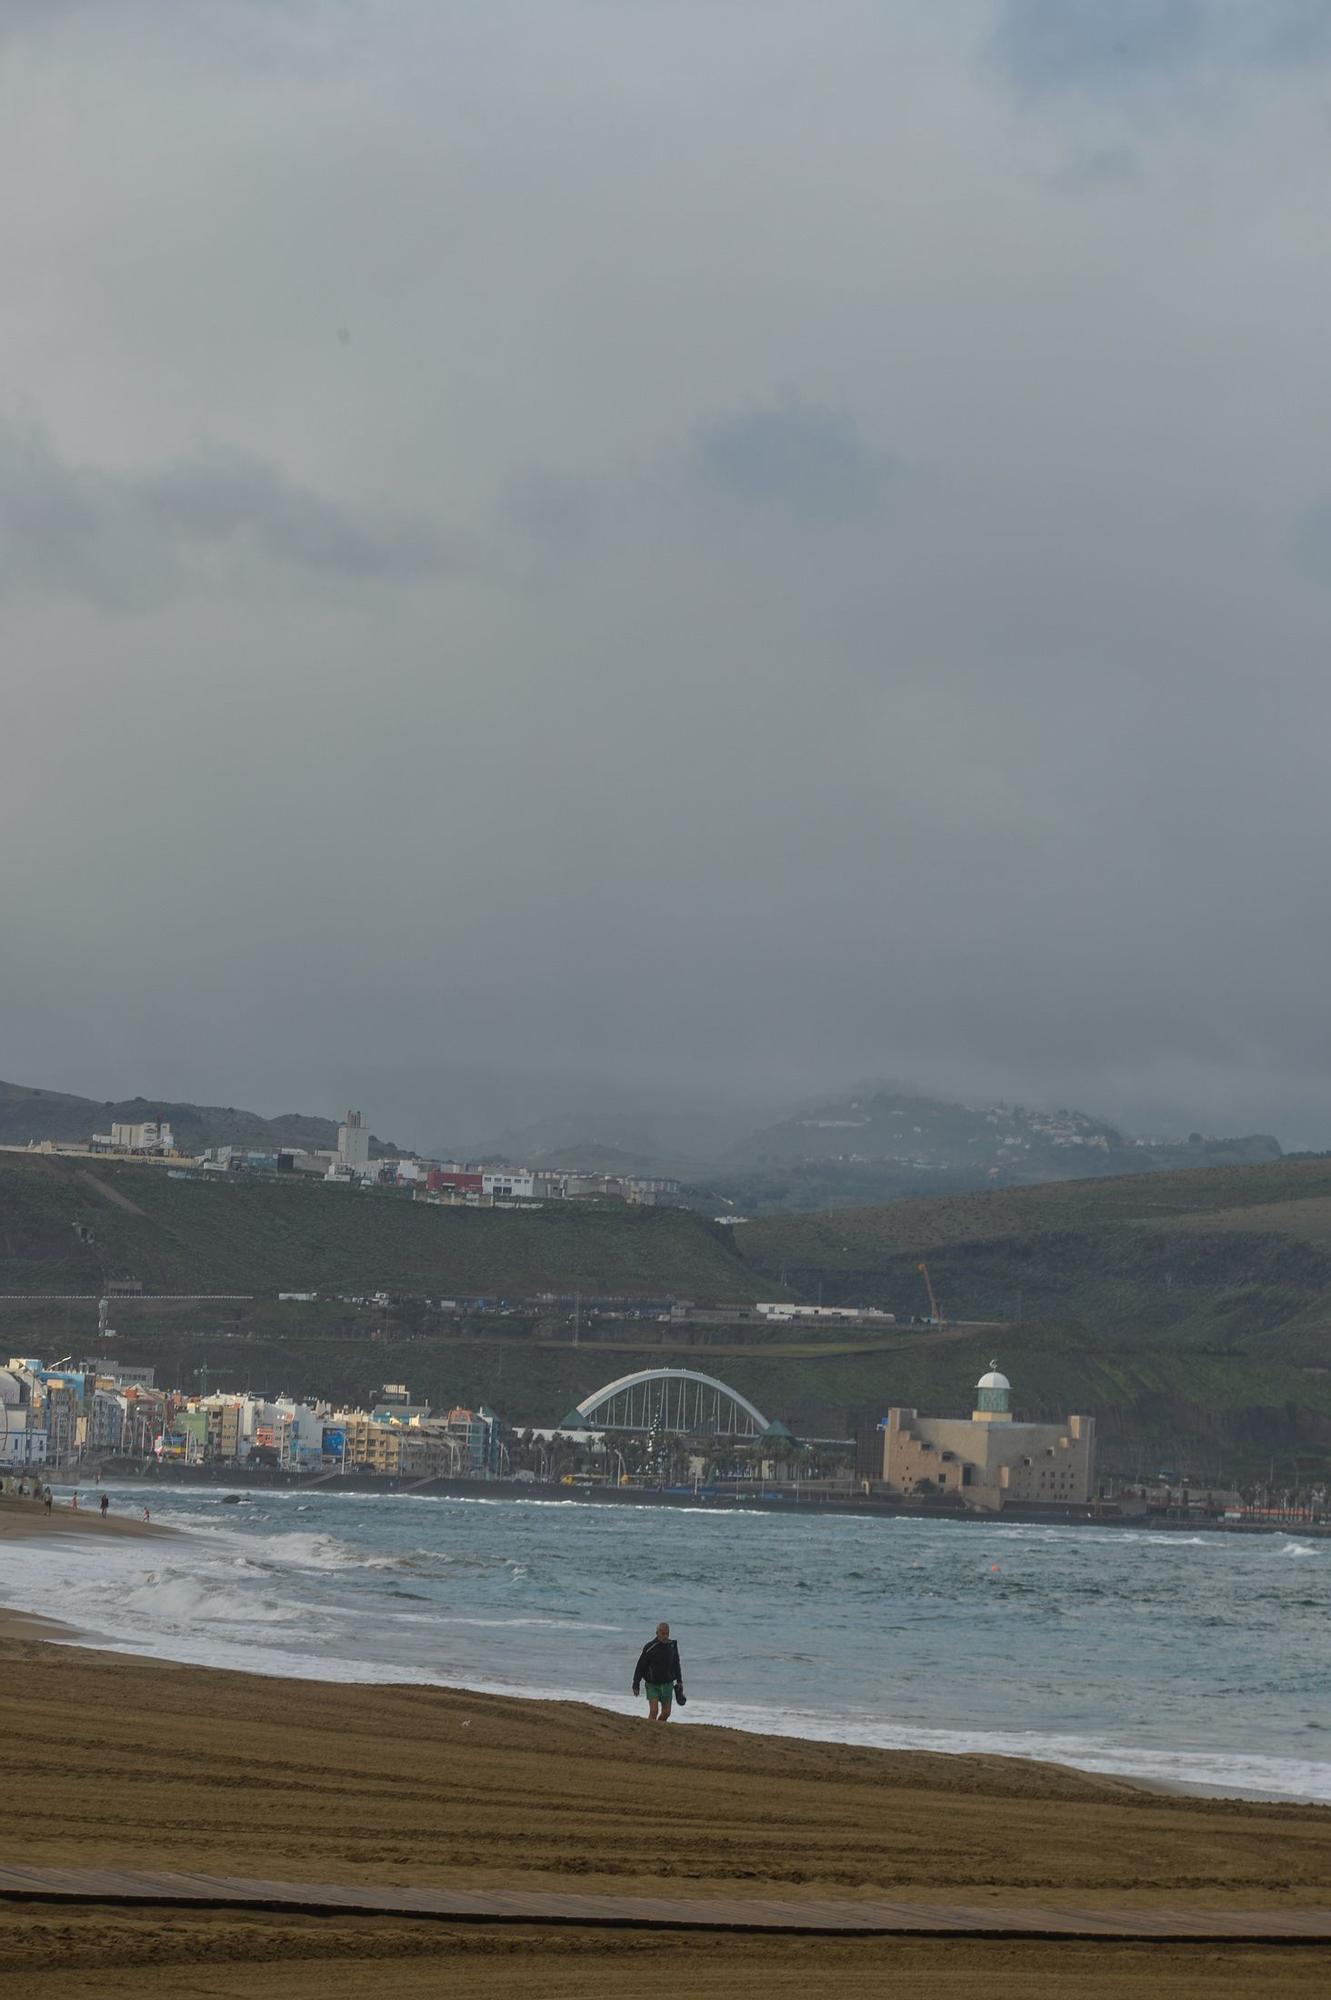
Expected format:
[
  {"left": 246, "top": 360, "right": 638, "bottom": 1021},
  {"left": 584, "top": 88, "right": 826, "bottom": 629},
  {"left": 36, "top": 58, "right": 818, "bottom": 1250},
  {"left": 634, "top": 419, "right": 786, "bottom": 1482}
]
[{"left": 656, "top": 1622, "right": 670, "bottom": 1639}]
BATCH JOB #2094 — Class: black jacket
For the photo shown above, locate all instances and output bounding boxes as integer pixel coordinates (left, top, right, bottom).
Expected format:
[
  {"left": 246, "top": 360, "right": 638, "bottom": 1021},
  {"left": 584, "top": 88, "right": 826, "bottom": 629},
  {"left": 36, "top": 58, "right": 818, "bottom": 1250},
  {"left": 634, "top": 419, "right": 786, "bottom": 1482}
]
[{"left": 633, "top": 1636, "right": 683, "bottom": 1692}]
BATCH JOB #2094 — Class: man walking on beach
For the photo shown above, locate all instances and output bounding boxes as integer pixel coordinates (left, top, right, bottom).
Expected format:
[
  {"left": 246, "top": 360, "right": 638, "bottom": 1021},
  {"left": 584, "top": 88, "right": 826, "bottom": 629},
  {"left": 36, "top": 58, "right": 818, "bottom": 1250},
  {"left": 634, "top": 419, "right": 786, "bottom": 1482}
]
[{"left": 633, "top": 1622, "right": 685, "bottom": 1722}]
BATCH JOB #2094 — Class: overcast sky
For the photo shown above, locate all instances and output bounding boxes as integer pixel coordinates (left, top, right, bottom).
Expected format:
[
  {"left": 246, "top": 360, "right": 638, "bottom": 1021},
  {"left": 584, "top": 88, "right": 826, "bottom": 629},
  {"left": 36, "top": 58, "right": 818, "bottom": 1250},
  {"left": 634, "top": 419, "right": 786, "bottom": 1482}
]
[{"left": 4, "top": 1, "right": 1331, "bottom": 1150}]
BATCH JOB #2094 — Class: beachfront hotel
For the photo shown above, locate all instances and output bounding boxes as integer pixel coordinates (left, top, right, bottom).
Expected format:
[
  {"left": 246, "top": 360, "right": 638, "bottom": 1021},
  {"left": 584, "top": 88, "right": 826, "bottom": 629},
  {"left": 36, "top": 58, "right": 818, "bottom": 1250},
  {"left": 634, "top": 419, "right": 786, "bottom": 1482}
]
[{"left": 879, "top": 1366, "right": 1095, "bottom": 1512}]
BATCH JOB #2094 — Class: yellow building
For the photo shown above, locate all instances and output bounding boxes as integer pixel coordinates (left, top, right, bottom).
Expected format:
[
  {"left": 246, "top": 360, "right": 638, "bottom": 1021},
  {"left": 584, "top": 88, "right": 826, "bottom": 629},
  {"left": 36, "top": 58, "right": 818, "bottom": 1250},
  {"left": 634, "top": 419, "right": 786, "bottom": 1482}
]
[
  {"left": 881, "top": 1365, "right": 1094, "bottom": 1513},
  {"left": 334, "top": 1416, "right": 407, "bottom": 1475},
  {"left": 331, "top": 1415, "right": 460, "bottom": 1477},
  {"left": 206, "top": 1401, "right": 245, "bottom": 1462}
]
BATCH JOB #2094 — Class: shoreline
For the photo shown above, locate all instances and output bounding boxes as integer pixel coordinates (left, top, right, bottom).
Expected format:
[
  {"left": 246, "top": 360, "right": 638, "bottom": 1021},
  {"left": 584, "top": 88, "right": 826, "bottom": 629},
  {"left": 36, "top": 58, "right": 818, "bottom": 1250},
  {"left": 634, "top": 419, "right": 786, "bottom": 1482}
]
[
  {"left": 0, "top": 1491, "right": 173, "bottom": 1540},
  {"left": 0, "top": 1602, "right": 78, "bottom": 1644},
  {"left": 2, "top": 1624, "right": 1330, "bottom": 2000},
  {"left": 5, "top": 1523, "right": 1331, "bottom": 1996},
  {"left": 0, "top": 1595, "right": 1276, "bottom": 1808},
  {"left": 3, "top": 1504, "right": 1328, "bottom": 1809}
]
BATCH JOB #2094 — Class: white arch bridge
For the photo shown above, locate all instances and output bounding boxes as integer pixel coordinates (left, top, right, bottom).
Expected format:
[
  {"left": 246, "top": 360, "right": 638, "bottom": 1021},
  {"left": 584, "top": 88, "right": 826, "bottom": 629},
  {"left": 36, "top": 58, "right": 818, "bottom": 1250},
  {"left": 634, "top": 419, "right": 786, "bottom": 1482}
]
[{"left": 563, "top": 1368, "right": 769, "bottom": 1438}]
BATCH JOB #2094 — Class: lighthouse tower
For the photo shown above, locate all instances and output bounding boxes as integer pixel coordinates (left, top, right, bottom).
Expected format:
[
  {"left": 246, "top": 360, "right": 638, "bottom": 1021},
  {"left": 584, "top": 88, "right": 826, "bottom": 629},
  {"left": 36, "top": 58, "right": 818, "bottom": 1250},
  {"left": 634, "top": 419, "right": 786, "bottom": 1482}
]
[{"left": 972, "top": 1362, "right": 1012, "bottom": 1424}]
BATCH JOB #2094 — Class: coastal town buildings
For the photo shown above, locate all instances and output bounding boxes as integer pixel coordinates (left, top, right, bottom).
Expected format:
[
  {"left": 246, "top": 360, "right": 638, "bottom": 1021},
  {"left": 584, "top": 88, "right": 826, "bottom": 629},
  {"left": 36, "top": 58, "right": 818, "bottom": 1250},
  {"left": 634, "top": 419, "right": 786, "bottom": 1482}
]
[
  {"left": 879, "top": 1366, "right": 1095, "bottom": 1512},
  {"left": 320, "top": 1405, "right": 498, "bottom": 1477},
  {"left": 89, "top": 1119, "right": 176, "bottom": 1155},
  {"left": 6, "top": 1362, "right": 84, "bottom": 1462},
  {"left": 0, "top": 1367, "right": 48, "bottom": 1465},
  {"left": 441, "top": 1405, "right": 502, "bottom": 1474},
  {"left": 416, "top": 1164, "right": 681, "bottom": 1207},
  {"left": 12, "top": 1100, "right": 686, "bottom": 1212}
]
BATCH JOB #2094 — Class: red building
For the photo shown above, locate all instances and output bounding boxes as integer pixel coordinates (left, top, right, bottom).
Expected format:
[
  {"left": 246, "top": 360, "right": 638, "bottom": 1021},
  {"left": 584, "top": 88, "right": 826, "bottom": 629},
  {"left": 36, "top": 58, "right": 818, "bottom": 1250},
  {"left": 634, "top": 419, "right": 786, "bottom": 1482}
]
[{"left": 426, "top": 1168, "right": 484, "bottom": 1195}]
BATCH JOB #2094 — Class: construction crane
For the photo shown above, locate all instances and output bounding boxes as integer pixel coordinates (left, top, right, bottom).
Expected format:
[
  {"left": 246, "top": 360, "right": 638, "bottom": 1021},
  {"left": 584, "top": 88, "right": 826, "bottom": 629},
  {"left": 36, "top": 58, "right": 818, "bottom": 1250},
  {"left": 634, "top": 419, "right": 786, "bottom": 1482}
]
[{"left": 916, "top": 1261, "right": 945, "bottom": 1326}]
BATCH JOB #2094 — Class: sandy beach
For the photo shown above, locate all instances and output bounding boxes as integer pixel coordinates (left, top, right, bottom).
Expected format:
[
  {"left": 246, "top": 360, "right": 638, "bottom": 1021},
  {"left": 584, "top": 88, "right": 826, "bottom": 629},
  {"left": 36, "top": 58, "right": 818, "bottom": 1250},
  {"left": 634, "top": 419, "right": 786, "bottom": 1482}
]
[
  {"left": 3, "top": 1503, "right": 1329, "bottom": 1997},
  {"left": 0, "top": 1490, "right": 171, "bottom": 1541}
]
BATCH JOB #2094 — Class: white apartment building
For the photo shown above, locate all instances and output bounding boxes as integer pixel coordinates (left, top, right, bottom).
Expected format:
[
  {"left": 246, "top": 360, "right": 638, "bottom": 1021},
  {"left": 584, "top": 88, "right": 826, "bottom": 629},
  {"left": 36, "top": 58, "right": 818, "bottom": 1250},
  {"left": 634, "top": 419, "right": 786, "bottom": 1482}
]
[
  {"left": 338, "top": 1111, "right": 371, "bottom": 1172},
  {"left": 107, "top": 1120, "right": 174, "bottom": 1152},
  {"left": 1, "top": 1410, "right": 48, "bottom": 1466},
  {"left": 0, "top": 1371, "right": 47, "bottom": 1465}
]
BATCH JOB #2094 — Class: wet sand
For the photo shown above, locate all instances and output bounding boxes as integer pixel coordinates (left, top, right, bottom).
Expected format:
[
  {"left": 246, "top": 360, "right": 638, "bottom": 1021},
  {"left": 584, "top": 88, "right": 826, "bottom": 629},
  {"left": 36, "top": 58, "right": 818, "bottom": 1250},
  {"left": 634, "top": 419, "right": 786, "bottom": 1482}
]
[
  {"left": 3, "top": 1509, "right": 1329, "bottom": 1997},
  {"left": 0, "top": 1490, "right": 170, "bottom": 1540}
]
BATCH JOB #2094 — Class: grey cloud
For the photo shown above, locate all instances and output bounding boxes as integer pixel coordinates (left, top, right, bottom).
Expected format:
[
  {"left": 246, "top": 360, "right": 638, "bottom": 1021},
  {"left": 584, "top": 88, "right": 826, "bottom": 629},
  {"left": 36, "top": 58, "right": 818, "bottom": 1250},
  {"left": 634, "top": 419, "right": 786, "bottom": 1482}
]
[
  {"left": 1049, "top": 144, "right": 1141, "bottom": 188},
  {"left": 7, "top": 2, "right": 1331, "bottom": 1152},
  {"left": 139, "top": 450, "right": 440, "bottom": 580},
  {"left": 0, "top": 0, "right": 91, "bottom": 34},
  {"left": 692, "top": 400, "right": 900, "bottom": 523},
  {"left": 0, "top": 422, "right": 442, "bottom": 609},
  {"left": 1290, "top": 499, "right": 1331, "bottom": 585},
  {"left": 502, "top": 468, "right": 601, "bottom": 550},
  {"left": 992, "top": 0, "right": 1331, "bottom": 93}
]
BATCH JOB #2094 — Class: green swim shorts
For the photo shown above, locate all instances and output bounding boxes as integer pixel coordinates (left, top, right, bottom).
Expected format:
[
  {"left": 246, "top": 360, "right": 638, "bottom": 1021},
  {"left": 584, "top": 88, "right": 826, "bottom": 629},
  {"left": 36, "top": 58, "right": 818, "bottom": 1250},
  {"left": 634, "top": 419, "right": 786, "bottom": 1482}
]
[{"left": 643, "top": 1680, "right": 675, "bottom": 1702}]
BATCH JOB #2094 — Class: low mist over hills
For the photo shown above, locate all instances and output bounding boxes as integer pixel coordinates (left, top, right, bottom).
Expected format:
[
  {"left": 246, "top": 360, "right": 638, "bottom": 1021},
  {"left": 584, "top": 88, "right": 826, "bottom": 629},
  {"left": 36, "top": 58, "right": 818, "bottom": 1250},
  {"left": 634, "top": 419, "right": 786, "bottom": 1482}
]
[
  {"left": 468, "top": 1085, "right": 1284, "bottom": 1211},
  {"left": 716, "top": 1088, "right": 1282, "bottom": 1211},
  {"left": 1, "top": 1074, "right": 1283, "bottom": 1215}
]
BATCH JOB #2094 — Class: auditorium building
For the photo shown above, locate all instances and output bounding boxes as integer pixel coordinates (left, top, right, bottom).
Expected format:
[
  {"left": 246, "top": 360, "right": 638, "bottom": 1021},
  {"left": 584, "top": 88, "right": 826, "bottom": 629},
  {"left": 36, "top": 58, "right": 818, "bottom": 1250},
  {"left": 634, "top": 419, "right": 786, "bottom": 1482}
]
[{"left": 879, "top": 1365, "right": 1095, "bottom": 1513}]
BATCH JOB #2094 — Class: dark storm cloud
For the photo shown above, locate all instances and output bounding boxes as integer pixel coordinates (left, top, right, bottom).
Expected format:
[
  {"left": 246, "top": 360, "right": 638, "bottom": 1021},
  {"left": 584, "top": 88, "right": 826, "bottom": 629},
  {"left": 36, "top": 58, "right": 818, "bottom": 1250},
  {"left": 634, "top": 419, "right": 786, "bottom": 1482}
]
[
  {"left": 993, "top": 0, "right": 1331, "bottom": 93},
  {"left": 692, "top": 400, "right": 900, "bottom": 523},
  {"left": 0, "top": 421, "right": 441, "bottom": 609},
  {"left": 6, "top": 2, "right": 1331, "bottom": 1152}
]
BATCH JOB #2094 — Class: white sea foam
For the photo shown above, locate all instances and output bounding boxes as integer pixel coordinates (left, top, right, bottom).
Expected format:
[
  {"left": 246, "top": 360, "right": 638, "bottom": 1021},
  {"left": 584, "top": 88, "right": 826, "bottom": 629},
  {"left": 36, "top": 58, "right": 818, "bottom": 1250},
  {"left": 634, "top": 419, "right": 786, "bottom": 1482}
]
[
  {"left": 15, "top": 1497, "right": 1331, "bottom": 1806},
  {"left": 677, "top": 1698, "right": 1331, "bottom": 1804},
  {"left": 430, "top": 1614, "right": 623, "bottom": 1631}
]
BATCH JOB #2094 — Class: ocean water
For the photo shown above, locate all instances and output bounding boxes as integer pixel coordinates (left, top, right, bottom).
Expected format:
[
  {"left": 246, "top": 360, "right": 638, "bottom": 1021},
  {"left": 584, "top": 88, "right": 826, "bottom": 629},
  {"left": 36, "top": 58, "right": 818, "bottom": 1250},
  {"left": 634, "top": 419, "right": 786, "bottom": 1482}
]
[{"left": 9, "top": 1485, "right": 1330, "bottom": 1802}]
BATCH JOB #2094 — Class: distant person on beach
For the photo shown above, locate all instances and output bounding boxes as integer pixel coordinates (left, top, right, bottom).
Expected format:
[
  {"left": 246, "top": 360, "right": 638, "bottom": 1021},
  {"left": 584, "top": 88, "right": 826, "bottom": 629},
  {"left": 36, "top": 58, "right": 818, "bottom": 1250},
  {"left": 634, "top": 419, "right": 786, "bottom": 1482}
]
[
  {"left": 44, "top": 1491, "right": 53, "bottom": 1514},
  {"left": 633, "top": 1622, "right": 685, "bottom": 1722},
  {"left": 142, "top": 1506, "right": 150, "bottom": 1523},
  {"left": 100, "top": 1493, "right": 109, "bottom": 1517}
]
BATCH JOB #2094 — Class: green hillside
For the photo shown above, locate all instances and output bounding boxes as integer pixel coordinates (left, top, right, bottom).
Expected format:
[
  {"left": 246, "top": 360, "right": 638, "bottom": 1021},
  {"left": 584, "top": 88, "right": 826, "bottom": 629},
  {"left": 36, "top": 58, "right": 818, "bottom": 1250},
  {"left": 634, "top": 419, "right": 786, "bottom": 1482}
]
[
  {"left": 10, "top": 1151, "right": 1331, "bottom": 1476},
  {"left": 0, "top": 1154, "right": 761, "bottom": 1301},
  {"left": 737, "top": 1159, "right": 1331, "bottom": 1364}
]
